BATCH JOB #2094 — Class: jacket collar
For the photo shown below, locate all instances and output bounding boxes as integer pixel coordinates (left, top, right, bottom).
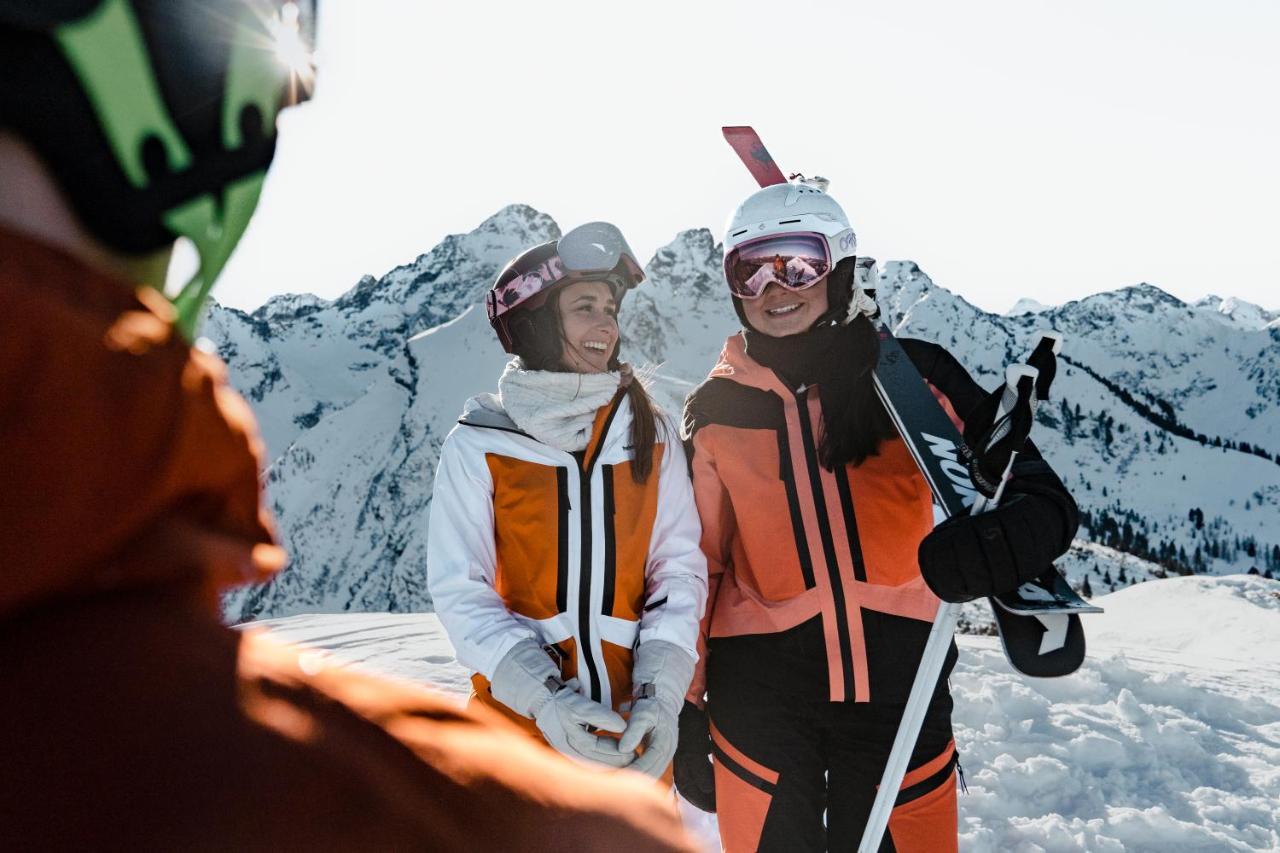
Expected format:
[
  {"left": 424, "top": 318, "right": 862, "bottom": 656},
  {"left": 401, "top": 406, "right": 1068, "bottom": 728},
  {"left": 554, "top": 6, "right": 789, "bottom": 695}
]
[{"left": 708, "top": 332, "right": 793, "bottom": 397}]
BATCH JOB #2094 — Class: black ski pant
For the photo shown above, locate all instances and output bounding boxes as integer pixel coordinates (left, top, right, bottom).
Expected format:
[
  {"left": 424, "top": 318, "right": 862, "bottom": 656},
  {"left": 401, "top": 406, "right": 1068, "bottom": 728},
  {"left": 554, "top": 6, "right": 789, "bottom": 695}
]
[{"left": 706, "top": 619, "right": 958, "bottom": 852}]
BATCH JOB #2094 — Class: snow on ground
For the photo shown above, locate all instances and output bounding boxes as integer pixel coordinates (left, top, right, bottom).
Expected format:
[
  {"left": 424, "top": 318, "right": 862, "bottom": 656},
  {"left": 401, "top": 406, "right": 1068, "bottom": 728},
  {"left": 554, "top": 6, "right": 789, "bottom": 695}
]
[
  {"left": 245, "top": 575, "right": 1280, "bottom": 851},
  {"left": 243, "top": 611, "right": 474, "bottom": 698}
]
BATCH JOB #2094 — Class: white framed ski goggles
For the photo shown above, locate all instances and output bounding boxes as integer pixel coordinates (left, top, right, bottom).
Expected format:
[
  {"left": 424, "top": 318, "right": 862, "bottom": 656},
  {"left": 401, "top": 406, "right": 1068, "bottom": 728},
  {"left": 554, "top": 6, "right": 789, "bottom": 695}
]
[{"left": 723, "top": 231, "right": 833, "bottom": 299}]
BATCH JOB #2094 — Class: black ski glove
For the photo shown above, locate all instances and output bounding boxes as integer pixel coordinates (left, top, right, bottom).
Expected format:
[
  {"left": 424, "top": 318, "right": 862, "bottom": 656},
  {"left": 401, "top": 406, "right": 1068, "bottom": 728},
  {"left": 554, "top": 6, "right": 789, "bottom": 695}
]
[
  {"left": 673, "top": 701, "right": 716, "bottom": 813},
  {"left": 918, "top": 484, "right": 1074, "bottom": 603}
]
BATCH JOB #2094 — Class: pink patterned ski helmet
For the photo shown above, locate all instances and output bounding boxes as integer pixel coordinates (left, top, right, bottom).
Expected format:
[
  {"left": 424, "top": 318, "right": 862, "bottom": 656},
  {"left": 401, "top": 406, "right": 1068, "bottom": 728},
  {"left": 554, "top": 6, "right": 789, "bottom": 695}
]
[{"left": 487, "top": 221, "right": 644, "bottom": 353}]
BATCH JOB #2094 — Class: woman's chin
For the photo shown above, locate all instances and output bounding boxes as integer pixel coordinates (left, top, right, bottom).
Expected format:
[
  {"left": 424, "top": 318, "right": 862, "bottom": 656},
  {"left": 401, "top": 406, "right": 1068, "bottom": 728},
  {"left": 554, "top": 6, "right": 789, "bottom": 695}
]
[{"left": 562, "top": 352, "right": 611, "bottom": 373}]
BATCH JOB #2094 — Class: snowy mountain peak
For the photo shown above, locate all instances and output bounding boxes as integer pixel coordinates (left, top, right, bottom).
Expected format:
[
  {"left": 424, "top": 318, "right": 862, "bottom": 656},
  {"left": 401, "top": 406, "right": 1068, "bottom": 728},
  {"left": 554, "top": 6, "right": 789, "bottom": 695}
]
[
  {"left": 643, "top": 228, "right": 722, "bottom": 298},
  {"left": 1195, "top": 294, "right": 1278, "bottom": 331},
  {"left": 473, "top": 203, "right": 561, "bottom": 245},
  {"left": 328, "top": 203, "right": 559, "bottom": 335},
  {"left": 254, "top": 290, "right": 331, "bottom": 323},
  {"left": 1007, "top": 297, "right": 1051, "bottom": 316},
  {"left": 874, "top": 260, "right": 937, "bottom": 311},
  {"left": 1117, "top": 282, "right": 1186, "bottom": 310}
]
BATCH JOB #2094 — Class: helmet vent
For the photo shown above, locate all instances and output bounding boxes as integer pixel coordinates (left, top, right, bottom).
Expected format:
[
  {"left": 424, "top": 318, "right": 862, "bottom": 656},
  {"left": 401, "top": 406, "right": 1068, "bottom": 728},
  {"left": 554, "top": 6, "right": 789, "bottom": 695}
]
[
  {"left": 778, "top": 218, "right": 801, "bottom": 225},
  {"left": 730, "top": 228, "right": 749, "bottom": 237}
]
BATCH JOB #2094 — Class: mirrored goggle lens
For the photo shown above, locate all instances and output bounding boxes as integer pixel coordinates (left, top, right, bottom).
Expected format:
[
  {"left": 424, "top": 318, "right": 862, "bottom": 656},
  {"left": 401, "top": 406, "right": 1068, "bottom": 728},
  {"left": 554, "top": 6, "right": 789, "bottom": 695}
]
[
  {"left": 724, "top": 233, "right": 831, "bottom": 299},
  {"left": 558, "top": 221, "right": 634, "bottom": 275}
]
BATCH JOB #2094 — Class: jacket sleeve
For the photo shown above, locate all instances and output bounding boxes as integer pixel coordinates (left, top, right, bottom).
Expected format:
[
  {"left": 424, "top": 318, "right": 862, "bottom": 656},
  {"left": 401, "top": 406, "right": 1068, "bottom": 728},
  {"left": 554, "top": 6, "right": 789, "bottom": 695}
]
[
  {"left": 681, "top": 424, "right": 735, "bottom": 707},
  {"left": 637, "top": 417, "right": 708, "bottom": 663},
  {"left": 426, "top": 427, "right": 539, "bottom": 680}
]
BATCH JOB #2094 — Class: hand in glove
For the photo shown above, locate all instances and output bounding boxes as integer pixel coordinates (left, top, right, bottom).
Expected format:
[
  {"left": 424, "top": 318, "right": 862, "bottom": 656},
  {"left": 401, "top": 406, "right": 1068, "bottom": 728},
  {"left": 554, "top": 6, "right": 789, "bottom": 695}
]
[
  {"left": 918, "top": 486, "right": 1073, "bottom": 603},
  {"left": 617, "top": 640, "right": 696, "bottom": 778},
  {"left": 673, "top": 701, "right": 716, "bottom": 812},
  {"left": 490, "top": 639, "right": 631, "bottom": 768}
]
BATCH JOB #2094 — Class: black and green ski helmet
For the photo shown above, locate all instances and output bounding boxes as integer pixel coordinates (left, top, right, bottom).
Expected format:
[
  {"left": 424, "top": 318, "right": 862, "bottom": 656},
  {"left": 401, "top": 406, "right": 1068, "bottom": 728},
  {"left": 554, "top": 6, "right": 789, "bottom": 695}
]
[{"left": 0, "top": 0, "right": 318, "bottom": 337}]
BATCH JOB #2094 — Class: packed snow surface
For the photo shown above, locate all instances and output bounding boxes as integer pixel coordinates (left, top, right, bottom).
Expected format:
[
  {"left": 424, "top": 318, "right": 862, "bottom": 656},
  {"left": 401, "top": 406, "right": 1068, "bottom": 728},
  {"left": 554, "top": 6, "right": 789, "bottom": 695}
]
[{"left": 247, "top": 574, "right": 1280, "bottom": 851}]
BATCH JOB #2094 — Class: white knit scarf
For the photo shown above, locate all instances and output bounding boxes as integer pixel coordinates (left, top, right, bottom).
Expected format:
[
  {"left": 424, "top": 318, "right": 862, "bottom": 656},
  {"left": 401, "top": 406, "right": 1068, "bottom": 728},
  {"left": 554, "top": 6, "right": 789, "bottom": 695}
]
[{"left": 498, "top": 358, "right": 627, "bottom": 452}]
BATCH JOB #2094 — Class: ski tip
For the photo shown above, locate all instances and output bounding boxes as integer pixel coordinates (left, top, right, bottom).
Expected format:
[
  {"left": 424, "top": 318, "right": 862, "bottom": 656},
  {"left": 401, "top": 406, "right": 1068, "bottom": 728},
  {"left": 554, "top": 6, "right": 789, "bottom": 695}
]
[{"left": 722, "top": 126, "right": 789, "bottom": 187}]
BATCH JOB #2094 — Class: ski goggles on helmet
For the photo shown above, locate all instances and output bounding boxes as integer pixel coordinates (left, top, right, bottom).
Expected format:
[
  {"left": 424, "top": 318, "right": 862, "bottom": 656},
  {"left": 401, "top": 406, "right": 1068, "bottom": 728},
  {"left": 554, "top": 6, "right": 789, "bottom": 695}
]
[
  {"left": 722, "top": 231, "right": 833, "bottom": 300},
  {"left": 487, "top": 221, "right": 644, "bottom": 328}
]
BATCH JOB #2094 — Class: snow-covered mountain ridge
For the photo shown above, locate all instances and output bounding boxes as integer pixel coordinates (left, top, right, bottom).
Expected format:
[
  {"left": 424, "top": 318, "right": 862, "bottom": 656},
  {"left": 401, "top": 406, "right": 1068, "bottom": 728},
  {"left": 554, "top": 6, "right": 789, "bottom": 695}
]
[{"left": 203, "top": 205, "right": 1280, "bottom": 620}]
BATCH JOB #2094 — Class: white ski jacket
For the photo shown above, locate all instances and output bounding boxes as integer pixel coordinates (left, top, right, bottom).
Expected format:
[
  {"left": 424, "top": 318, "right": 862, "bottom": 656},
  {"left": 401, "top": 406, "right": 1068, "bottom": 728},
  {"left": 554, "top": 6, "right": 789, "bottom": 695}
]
[{"left": 427, "top": 390, "right": 707, "bottom": 713}]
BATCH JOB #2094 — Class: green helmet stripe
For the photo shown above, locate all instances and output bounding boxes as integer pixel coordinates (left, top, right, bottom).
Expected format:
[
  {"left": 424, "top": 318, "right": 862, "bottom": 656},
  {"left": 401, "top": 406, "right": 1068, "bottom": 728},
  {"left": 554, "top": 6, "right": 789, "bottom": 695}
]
[
  {"left": 166, "top": 170, "right": 267, "bottom": 340},
  {"left": 223, "top": 26, "right": 285, "bottom": 148},
  {"left": 55, "top": 0, "right": 290, "bottom": 340},
  {"left": 54, "top": 0, "right": 192, "bottom": 188}
]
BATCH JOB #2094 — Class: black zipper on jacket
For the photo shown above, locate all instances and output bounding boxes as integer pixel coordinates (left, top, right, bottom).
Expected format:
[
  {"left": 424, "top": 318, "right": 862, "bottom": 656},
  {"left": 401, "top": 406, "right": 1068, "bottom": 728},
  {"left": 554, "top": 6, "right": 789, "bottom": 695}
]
[
  {"left": 793, "top": 387, "right": 856, "bottom": 702},
  {"left": 600, "top": 464, "right": 617, "bottom": 617},
  {"left": 555, "top": 467, "right": 571, "bottom": 613},
  {"left": 574, "top": 393, "right": 625, "bottom": 704}
]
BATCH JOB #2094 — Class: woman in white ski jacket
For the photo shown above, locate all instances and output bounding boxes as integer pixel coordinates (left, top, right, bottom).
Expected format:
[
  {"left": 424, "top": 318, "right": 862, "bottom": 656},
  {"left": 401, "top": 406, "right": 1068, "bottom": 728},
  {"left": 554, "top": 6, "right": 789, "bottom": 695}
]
[{"left": 427, "top": 222, "right": 707, "bottom": 777}]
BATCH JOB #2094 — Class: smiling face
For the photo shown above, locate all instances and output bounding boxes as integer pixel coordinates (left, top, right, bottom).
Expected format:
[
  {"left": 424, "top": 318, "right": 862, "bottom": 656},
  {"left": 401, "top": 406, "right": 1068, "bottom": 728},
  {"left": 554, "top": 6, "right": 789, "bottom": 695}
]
[
  {"left": 739, "top": 279, "right": 830, "bottom": 337},
  {"left": 556, "top": 279, "right": 620, "bottom": 373}
]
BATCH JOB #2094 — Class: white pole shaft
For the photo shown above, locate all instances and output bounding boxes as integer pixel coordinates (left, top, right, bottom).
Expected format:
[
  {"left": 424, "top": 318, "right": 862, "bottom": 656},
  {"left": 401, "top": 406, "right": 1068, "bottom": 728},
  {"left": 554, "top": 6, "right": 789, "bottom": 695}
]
[
  {"left": 857, "top": 363, "right": 1038, "bottom": 852},
  {"left": 856, "top": 599, "right": 959, "bottom": 852},
  {"left": 856, "top": 453, "right": 1022, "bottom": 853}
]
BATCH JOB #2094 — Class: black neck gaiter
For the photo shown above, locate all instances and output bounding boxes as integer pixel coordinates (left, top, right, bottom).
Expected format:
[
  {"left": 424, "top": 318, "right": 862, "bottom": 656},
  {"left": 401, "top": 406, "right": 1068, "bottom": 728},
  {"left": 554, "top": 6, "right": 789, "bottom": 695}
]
[{"left": 743, "top": 317, "right": 892, "bottom": 469}]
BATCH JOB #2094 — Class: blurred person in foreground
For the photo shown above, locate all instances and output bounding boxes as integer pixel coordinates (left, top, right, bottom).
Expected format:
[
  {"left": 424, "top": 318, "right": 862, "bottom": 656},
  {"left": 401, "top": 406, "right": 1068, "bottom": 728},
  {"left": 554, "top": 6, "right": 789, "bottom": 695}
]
[{"left": 0, "top": 2, "right": 694, "bottom": 850}]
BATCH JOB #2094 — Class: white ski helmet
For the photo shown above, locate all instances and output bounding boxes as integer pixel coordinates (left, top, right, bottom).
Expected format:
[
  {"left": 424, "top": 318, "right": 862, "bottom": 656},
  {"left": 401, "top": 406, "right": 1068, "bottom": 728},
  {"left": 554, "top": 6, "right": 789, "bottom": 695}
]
[
  {"left": 722, "top": 179, "right": 865, "bottom": 328},
  {"left": 723, "top": 180, "right": 858, "bottom": 268}
]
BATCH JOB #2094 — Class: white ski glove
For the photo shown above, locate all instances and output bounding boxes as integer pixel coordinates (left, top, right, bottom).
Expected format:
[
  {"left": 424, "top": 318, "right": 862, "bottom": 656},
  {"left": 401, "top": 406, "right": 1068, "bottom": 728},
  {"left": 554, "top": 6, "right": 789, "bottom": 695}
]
[
  {"left": 618, "top": 640, "right": 697, "bottom": 778},
  {"left": 489, "top": 639, "right": 632, "bottom": 768}
]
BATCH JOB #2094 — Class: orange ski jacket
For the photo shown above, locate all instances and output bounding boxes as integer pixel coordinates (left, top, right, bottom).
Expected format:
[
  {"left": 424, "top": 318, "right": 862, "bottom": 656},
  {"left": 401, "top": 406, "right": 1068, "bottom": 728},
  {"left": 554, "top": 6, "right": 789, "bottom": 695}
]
[{"left": 683, "top": 332, "right": 1073, "bottom": 705}]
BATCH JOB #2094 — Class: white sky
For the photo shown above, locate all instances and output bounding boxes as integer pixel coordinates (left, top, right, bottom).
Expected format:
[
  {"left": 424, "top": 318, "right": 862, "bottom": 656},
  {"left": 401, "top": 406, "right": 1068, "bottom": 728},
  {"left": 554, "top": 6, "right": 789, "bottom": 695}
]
[{"left": 205, "top": 0, "right": 1280, "bottom": 315}]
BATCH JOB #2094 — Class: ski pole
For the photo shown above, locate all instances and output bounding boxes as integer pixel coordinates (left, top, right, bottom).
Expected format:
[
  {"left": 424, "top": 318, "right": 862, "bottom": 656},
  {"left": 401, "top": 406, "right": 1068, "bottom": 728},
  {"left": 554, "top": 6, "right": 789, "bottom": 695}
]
[{"left": 857, "top": 362, "right": 1039, "bottom": 853}]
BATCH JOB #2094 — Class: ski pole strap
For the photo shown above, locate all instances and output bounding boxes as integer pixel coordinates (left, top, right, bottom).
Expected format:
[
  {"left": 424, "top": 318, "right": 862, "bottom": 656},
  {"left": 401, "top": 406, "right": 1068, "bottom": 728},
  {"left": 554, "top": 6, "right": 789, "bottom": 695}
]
[{"left": 964, "top": 365, "right": 1039, "bottom": 501}]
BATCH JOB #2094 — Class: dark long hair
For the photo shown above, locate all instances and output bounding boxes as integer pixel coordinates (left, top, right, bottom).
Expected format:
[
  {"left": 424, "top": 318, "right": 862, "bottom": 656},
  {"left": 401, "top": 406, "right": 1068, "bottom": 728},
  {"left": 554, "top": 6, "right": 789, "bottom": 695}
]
[
  {"left": 507, "top": 289, "right": 660, "bottom": 483},
  {"left": 814, "top": 314, "right": 897, "bottom": 470}
]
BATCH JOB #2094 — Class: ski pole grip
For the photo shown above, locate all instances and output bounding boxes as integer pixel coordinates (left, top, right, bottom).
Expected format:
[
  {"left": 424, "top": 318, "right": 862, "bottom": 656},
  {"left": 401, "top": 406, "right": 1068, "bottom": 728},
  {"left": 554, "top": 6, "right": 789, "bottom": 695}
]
[
  {"left": 1026, "top": 331, "right": 1063, "bottom": 400},
  {"left": 1005, "top": 363, "right": 1039, "bottom": 394},
  {"left": 1032, "top": 330, "right": 1064, "bottom": 356}
]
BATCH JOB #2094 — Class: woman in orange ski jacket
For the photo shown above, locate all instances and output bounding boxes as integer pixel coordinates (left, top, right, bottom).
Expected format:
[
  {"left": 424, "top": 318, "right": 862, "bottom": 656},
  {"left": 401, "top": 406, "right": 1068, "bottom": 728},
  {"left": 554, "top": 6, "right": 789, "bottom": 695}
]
[
  {"left": 427, "top": 222, "right": 708, "bottom": 778},
  {"left": 672, "top": 182, "right": 1079, "bottom": 851}
]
